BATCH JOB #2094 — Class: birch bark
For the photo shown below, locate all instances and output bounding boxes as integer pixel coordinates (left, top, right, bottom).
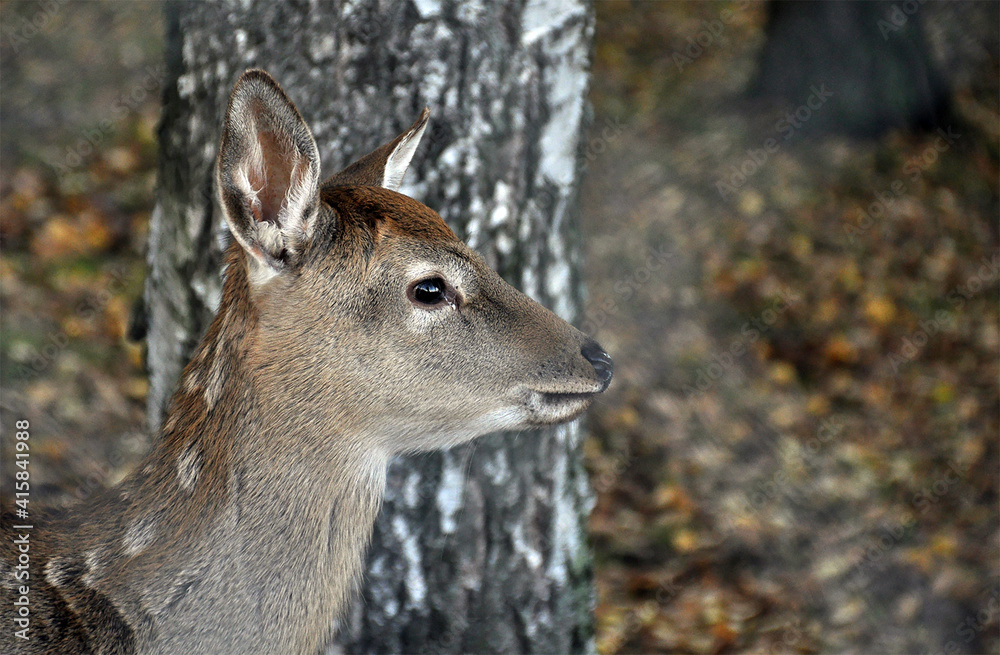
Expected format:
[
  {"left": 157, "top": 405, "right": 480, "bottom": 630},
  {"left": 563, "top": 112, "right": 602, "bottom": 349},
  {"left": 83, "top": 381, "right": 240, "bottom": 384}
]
[{"left": 146, "top": 2, "right": 595, "bottom": 652}]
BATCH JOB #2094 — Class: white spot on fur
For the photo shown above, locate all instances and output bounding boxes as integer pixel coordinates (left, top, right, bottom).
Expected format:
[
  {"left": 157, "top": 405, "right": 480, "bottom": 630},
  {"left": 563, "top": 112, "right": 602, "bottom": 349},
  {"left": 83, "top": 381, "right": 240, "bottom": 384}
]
[
  {"left": 177, "top": 443, "right": 202, "bottom": 491},
  {"left": 204, "top": 352, "right": 226, "bottom": 410},
  {"left": 246, "top": 256, "right": 280, "bottom": 287},
  {"left": 182, "top": 369, "right": 202, "bottom": 393},
  {"left": 82, "top": 550, "right": 101, "bottom": 588},
  {"left": 44, "top": 557, "right": 73, "bottom": 588},
  {"left": 124, "top": 517, "right": 158, "bottom": 556},
  {"left": 163, "top": 411, "right": 179, "bottom": 435},
  {"left": 406, "top": 305, "right": 450, "bottom": 333}
]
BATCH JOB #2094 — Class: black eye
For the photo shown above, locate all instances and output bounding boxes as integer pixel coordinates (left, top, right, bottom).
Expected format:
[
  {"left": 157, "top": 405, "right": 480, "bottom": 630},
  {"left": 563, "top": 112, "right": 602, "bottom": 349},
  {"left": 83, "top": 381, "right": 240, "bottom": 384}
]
[{"left": 409, "top": 277, "right": 448, "bottom": 307}]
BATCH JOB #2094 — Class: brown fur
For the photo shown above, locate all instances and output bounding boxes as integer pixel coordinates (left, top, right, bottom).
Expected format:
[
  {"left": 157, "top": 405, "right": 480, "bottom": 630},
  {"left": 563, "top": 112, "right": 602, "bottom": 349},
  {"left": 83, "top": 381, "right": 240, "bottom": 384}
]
[{"left": 1, "top": 69, "right": 611, "bottom": 654}]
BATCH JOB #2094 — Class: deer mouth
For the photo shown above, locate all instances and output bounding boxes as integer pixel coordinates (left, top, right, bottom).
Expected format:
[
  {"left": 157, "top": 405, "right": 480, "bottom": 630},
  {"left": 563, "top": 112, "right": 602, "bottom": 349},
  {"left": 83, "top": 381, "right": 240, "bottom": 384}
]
[
  {"left": 525, "top": 389, "right": 598, "bottom": 425},
  {"left": 539, "top": 390, "right": 597, "bottom": 405}
]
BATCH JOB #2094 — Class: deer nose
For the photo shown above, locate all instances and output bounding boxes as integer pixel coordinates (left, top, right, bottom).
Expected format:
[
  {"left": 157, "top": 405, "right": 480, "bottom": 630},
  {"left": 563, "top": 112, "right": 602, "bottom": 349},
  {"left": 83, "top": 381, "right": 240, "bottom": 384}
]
[{"left": 581, "top": 340, "right": 613, "bottom": 390}]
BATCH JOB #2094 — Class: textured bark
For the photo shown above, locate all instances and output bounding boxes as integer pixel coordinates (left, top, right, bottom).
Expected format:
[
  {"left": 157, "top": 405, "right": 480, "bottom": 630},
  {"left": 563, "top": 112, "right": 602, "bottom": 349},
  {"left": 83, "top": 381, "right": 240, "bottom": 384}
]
[{"left": 145, "top": 1, "right": 595, "bottom": 652}]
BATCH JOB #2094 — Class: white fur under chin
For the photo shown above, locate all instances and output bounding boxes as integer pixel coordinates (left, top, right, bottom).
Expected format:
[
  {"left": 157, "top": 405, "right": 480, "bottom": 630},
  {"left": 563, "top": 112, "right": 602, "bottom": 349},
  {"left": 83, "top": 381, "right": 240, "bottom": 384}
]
[
  {"left": 372, "top": 407, "right": 526, "bottom": 454},
  {"left": 425, "top": 407, "right": 526, "bottom": 451}
]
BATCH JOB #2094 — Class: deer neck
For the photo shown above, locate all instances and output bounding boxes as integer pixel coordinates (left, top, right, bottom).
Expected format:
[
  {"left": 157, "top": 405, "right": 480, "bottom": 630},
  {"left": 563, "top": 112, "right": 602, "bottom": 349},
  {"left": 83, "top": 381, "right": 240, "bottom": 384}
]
[{"left": 64, "top": 255, "right": 389, "bottom": 652}]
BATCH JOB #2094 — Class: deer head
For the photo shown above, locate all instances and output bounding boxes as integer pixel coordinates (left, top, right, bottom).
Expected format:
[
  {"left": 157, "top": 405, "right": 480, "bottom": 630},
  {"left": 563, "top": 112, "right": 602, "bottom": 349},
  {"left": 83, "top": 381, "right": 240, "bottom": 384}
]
[{"left": 216, "top": 69, "right": 612, "bottom": 454}]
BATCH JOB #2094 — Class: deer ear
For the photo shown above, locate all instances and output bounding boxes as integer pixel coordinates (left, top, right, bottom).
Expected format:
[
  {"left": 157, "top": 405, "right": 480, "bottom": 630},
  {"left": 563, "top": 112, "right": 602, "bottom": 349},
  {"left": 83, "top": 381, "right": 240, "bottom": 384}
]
[
  {"left": 217, "top": 69, "right": 320, "bottom": 278},
  {"left": 323, "top": 108, "right": 430, "bottom": 191}
]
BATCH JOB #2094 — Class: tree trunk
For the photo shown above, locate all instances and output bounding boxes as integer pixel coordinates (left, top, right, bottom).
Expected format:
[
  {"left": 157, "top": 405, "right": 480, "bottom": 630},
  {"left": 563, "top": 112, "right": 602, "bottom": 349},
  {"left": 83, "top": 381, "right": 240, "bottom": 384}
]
[
  {"left": 145, "top": 1, "right": 595, "bottom": 653},
  {"left": 752, "top": 0, "right": 951, "bottom": 138}
]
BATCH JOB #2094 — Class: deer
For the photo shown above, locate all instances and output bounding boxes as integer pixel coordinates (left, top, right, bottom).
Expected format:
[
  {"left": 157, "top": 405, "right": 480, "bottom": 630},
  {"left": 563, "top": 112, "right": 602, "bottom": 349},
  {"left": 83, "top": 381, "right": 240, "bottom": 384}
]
[{"left": 1, "top": 69, "right": 612, "bottom": 654}]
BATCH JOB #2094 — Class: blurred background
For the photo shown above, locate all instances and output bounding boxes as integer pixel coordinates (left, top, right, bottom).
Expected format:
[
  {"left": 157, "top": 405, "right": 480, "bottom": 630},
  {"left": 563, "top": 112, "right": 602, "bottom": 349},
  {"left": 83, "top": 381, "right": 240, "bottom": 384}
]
[{"left": 1, "top": 1, "right": 997, "bottom": 653}]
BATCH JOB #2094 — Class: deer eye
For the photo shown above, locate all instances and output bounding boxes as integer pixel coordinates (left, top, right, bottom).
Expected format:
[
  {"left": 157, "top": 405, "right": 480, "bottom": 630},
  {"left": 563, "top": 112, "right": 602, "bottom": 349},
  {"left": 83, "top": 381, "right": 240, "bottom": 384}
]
[{"left": 408, "top": 277, "right": 449, "bottom": 307}]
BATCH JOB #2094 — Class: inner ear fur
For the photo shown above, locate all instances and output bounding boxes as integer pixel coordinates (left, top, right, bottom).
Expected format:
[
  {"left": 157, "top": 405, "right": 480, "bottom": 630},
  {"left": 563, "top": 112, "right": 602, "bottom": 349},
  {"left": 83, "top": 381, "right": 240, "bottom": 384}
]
[{"left": 217, "top": 69, "right": 321, "bottom": 271}]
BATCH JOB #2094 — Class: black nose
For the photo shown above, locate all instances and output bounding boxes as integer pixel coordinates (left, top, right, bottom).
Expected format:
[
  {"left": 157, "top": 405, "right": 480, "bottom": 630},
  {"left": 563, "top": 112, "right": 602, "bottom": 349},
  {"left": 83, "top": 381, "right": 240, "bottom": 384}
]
[{"left": 581, "top": 340, "right": 613, "bottom": 390}]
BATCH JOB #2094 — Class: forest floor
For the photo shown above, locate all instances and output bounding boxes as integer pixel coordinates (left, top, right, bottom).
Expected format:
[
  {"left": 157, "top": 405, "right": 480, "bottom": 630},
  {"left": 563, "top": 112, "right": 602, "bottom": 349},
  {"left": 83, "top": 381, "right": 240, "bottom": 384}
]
[
  {"left": 1, "top": 2, "right": 998, "bottom": 654},
  {"left": 583, "top": 3, "right": 998, "bottom": 654}
]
